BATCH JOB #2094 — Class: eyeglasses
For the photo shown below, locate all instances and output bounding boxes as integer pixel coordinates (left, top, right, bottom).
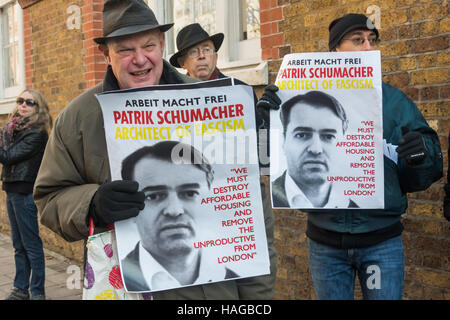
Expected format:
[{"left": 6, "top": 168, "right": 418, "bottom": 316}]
[
  {"left": 341, "top": 36, "right": 380, "bottom": 47},
  {"left": 16, "top": 98, "right": 37, "bottom": 107},
  {"left": 186, "top": 46, "right": 214, "bottom": 59}
]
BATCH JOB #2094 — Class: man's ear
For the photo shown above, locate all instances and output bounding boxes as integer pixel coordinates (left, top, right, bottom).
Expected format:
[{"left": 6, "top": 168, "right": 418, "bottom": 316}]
[
  {"left": 98, "top": 44, "right": 111, "bottom": 64},
  {"left": 177, "top": 56, "right": 185, "bottom": 68}
]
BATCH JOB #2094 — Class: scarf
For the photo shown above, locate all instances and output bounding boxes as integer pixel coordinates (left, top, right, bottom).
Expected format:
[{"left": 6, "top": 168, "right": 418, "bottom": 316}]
[
  {"left": 186, "top": 67, "right": 220, "bottom": 80},
  {"left": 0, "top": 116, "right": 31, "bottom": 151}
]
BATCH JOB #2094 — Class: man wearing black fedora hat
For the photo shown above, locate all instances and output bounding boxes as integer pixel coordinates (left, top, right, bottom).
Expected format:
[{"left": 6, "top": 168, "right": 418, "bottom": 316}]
[
  {"left": 34, "top": 0, "right": 276, "bottom": 300},
  {"left": 170, "top": 24, "right": 260, "bottom": 106},
  {"left": 256, "top": 13, "right": 442, "bottom": 300},
  {"left": 170, "top": 23, "right": 265, "bottom": 162},
  {"left": 170, "top": 23, "right": 224, "bottom": 82},
  {"left": 171, "top": 23, "right": 262, "bottom": 101}
]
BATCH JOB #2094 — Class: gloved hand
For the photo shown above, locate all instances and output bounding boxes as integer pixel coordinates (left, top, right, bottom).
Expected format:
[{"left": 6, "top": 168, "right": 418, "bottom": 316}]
[
  {"left": 256, "top": 85, "right": 281, "bottom": 125},
  {"left": 90, "top": 180, "right": 145, "bottom": 227},
  {"left": 396, "top": 127, "right": 428, "bottom": 165},
  {"left": 444, "top": 196, "right": 450, "bottom": 222}
]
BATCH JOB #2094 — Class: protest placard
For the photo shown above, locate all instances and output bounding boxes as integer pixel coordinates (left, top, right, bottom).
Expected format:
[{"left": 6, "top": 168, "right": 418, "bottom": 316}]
[
  {"left": 270, "top": 51, "right": 384, "bottom": 209},
  {"left": 96, "top": 79, "right": 270, "bottom": 293}
]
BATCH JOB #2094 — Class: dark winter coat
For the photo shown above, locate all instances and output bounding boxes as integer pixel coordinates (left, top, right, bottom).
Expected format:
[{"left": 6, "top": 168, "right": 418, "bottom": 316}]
[
  {"left": 0, "top": 126, "right": 48, "bottom": 185},
  {"left": 307, "top": 83, "right": 443, "bottom": 235}
]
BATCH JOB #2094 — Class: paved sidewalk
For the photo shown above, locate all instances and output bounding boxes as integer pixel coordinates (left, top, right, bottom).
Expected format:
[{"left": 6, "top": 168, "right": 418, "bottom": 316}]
[{"left": 0, "top": 233, "right": 83, "bottom": 300}]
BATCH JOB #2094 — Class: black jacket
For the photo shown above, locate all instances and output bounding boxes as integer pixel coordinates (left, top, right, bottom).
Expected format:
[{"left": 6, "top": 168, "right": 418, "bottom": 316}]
[
  {"left": 0, "top": 126, "right": 48, "bottom": 185},
  {"left": 271, "top": 171, "right": 290, "bottom": 207}
]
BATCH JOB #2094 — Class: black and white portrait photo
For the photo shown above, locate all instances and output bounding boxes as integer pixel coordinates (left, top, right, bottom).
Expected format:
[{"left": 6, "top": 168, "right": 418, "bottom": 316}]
[
  {"left": 119, "top": 141, "right": 240, "bottom": 292},
  {"left": 96, "top": 82, "right": 273, "bottom": 294},
  {"left": 270, "top": 52, "right": 385, "bottom": 210},
  {"left": 271, "top": 91, "right": 359, "bottom": 209}
]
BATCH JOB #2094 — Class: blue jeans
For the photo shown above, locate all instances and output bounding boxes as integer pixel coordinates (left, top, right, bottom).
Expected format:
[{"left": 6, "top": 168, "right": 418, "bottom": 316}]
[
  {"left": 6, "top": 192, "right": 45, "bottom": 295},
  {"left": 308, "top": 236, "right": 404, "bottom": 300}
]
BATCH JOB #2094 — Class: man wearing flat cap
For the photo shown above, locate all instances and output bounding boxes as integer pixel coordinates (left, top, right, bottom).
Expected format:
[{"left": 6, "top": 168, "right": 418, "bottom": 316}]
[
  {"left": 257, "top": 13, "right": 442, "bottom": 300},
  {"left": 34, "top": 0, "right": 276, "bottom": 300}
]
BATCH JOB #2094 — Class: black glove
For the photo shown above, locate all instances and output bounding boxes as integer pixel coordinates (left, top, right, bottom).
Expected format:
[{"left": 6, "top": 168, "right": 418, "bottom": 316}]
[
  {"left": 256, "top": 85, "right": 281, "bottom": 125},
  {"left": 396, "top": 127, "right": 428, "bottom": 165},
  {"left": 444, "top": 196, "right": 450, "bottom": 222},
  {"left": 90, "top": 180, "right": 145, "bottom": 227}
]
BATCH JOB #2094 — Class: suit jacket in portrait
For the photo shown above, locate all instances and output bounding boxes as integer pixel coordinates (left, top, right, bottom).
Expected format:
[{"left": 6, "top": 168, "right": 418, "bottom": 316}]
[{"left": 271, "top": 171, "right": 290, "bottom": 208}]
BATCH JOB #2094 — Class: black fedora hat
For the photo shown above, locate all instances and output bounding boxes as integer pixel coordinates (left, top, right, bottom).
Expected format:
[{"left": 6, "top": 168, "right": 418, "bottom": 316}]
[
  {"left": 169, "top": 23, "right": 224, "bottom": 68},
  {"left": 94, "top": 0, "right": 174, "bottom": 44}
]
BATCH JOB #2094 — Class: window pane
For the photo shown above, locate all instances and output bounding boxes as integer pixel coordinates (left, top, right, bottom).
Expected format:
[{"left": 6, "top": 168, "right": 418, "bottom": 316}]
[
  {"left": 240, "top": 0, "right": 260, "bottom": 41},
  {"left": 173, "top": 0, "right": 216, "bottom": 37},
  {"left": 1, "top": 3, "right": 19, "bottom": 88},
  {"left": 152, "top": 0, "right": 261, "bottom": 62}
]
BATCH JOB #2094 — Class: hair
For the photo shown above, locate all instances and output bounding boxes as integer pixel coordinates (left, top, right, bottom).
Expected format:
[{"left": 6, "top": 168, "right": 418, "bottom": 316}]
[
  {"left": 280, "top": 91, "right": 348, "bottom": 135},
  {"left": 11, "top": 89, "right": 53, "bottom": 134},
  {"left": 328, "top": 13, "right": 379, "bottom": 51},
  {"left": 121, "top": 140, "right": 214, "bottom": 188}
]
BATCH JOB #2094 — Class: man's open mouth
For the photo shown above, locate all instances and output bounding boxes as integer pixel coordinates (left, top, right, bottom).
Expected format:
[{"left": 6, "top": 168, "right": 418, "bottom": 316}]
[{"left": 131, "top": 69, "right": 150, "bottom": 76}]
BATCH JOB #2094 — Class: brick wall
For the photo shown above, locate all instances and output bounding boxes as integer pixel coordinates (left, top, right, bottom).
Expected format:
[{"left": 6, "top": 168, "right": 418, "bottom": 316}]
[
  {"left": 26, "top": 0, "right": 88, "bottom": 261},
  {"left": 261, "top": 0, "right": 449, "bottom": 299},
  {"left": 26, "top": 0, "right": 87, "bottom": 115},
  {"left": 82, "top": 0, "right": 107, "bottom": 88},
  {"left": 0, "top": 0, "right": 90, "bottom": 263}
]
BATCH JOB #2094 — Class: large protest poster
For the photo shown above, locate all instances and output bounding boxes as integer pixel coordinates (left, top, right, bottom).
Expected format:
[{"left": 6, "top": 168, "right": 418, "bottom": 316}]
[
  {"left": 96, "top": 79, "right": 270, "bottom": 293},
  {"left": 270, "top": 51, "right": 384, "bottom": 209}
]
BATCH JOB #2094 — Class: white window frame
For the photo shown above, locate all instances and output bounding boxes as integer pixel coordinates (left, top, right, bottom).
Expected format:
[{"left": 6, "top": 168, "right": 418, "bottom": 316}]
[
  {"left": 147, "top": 0, "right": 267, "bottom": 85},
  {"left": 0, "top": 0, "right": 25, "bottom": 114}
]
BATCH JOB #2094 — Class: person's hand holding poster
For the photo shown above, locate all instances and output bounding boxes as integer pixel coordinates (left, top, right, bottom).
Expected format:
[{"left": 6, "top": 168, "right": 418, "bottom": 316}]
[
  {"left": 270, "top": 51, "right": 384, "bottom": 209},
  {"left": 96, "top": 79, "right": 270, "bottom": 293}
]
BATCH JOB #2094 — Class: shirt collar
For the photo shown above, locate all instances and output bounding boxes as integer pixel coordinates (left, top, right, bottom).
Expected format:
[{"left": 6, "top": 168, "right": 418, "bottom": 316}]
[
  {"left": 186, "top": 67, "right": 220, "bottom": 81},
  {"left": 103, "top": 65, "right": 120, "bottom": 92},
  {"left": 284, "top": 173, "right": 351, "bottom": 208},
  {"left": 285, "top": 173, "right": 313, "bottom": 208},
  {"left": 138, "top": 242, "right": 226, "bottom": 291},
  {"left": 208, "top": 67, "right": 220, "bottom": 80}
]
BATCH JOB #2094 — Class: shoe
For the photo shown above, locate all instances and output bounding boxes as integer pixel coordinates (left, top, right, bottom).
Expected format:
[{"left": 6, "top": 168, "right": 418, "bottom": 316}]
[
  {"left": 30, "top": 294, "right": 46, "bottom": 300},
  {"left": 5, "top": 288, "right": 29, "bottom": 300}
]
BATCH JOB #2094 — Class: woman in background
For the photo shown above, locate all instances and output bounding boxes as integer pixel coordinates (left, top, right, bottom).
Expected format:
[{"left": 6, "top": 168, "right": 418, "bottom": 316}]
[{"left": 0, "top": 89, "right": 52, "bottom": 300}]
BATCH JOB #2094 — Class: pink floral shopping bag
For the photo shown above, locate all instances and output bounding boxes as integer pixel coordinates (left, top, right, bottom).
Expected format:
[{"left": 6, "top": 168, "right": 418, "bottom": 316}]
[{"left": 82, "top": 219, "right": 152, "bottom": 300}]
